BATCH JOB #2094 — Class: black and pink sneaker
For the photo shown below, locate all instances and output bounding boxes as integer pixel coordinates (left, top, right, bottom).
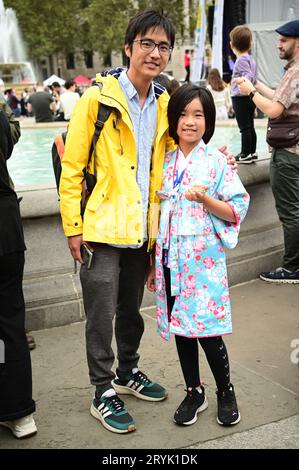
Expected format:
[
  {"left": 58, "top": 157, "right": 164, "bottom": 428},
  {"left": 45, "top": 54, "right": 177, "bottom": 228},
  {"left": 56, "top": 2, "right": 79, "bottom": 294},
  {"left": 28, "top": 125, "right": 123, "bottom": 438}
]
[
  {"left": 174, "top": 386, "right": 208, "bottom": 426},
  {"left": 216, "top": 384, "right": 241, "bottom": 426}
]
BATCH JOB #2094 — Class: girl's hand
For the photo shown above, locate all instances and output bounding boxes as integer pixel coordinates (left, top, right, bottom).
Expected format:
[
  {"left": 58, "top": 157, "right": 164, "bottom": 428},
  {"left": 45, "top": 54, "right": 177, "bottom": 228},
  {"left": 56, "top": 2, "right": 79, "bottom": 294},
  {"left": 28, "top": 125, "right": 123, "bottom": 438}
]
[
  {"left": 147, "top": 266, "right": 156, "bottom": 292},
  {"left": 185, "top": 185, "right": 208, "bottom": 203}
]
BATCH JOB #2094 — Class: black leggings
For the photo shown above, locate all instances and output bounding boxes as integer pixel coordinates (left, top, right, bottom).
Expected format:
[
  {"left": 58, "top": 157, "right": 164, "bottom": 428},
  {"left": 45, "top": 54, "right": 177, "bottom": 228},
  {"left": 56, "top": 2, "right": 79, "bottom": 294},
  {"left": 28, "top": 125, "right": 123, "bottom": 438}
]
[
  {"left": 175, "top": 335, "right": 230, "bottom": 391},
  {"left": 164, "top": 266, "right": 230, "bottom": 391}
]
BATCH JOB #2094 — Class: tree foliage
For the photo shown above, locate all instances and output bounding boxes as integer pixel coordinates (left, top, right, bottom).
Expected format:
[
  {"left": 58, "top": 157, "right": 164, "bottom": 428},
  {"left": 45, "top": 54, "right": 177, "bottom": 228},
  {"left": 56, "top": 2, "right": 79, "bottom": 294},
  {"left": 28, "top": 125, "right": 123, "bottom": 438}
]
[
  {"left": 85, "top": 0, "right": 194, "bottom": 57},
  {"left": 4, "top": 0, "right": 84, "bottom": 58},
  {"left": 84, "top": 0, "right": 134, "bottom": 58},
  {"left": 4, "top": 0, "right": 197, "bottom": 61}
]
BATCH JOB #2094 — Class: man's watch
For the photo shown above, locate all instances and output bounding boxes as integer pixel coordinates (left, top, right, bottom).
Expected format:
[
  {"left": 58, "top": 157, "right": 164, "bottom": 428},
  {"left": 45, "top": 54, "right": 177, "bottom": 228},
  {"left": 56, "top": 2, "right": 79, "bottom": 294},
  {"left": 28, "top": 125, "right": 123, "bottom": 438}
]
[{"left": 249, "top": 89, "right": 258, "bottom": 99}]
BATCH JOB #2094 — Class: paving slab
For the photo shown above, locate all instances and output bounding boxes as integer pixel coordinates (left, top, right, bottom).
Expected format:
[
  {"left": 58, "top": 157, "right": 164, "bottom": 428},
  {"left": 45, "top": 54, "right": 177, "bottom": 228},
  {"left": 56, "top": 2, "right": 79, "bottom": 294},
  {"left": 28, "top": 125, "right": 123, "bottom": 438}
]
[{"left": 0, "top": 279, "right": 298, "bottom": 449}]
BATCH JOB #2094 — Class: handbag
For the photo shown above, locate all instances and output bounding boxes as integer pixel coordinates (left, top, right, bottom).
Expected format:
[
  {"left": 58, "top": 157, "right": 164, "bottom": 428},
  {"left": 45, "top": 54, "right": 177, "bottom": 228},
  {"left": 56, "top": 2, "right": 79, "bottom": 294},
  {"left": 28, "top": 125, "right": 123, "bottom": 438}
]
[{"left": 266, "top": 115, "right": 299, "bottom": 149}]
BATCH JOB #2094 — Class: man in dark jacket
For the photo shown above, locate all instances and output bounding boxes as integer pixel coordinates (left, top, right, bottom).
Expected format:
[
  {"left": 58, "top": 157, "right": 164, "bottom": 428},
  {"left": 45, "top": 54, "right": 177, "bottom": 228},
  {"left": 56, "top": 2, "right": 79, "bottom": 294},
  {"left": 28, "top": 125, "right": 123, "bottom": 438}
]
[{"left": 0, "top": 105, "right": 37, "bottom": 438}]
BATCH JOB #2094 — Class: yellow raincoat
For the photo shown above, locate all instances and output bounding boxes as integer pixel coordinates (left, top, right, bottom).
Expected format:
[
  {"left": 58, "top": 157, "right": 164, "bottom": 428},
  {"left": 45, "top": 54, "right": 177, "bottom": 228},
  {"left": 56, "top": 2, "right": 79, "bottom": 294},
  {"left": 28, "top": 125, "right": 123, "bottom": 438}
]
[{"left": 59, "top": 73, "right": 175, "bottom": 249}]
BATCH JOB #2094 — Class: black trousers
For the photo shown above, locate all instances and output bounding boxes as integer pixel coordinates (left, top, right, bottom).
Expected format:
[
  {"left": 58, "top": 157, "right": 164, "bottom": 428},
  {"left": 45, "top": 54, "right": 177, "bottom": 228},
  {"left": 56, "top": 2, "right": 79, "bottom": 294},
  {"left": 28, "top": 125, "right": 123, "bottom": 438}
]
[
  {"left": 232, "top": 96, "right": 257, "bottom": 156},
  {"left": 0, "top": 251, "right": 35, "bottom": 421},
  {"left": 185, "top": 66, "right": 190, "bottom": 82},
  {"left": 164, "top": 267, "right": 230, "bottom": 392},
  {"left": 270, "top": 148, "right": 299, "bottom": 271}
]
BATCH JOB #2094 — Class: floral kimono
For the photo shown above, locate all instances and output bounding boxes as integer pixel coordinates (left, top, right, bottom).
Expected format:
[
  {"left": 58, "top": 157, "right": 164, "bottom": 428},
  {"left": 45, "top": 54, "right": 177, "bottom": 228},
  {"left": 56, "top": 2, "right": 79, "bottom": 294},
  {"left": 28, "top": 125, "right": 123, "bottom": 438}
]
[{"left": 155, "top": 141, "right": 250, "bottom": 341}]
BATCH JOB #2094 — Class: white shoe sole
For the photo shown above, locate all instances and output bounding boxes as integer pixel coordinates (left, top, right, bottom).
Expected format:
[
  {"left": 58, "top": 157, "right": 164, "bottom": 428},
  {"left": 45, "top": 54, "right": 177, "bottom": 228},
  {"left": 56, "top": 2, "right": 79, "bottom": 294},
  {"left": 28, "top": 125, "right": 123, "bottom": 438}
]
[
  {"left": 260, "top": 275, "right": 299, "bottom": 284},
  {"left": 174, "top": 397, "right": 208, "bottom": 425},
  {"left": 112, "top": 380, "right": 167, "bottom": 402},
  {"left": 217, "top": 412, "right": 241, "bottom": 426},
  {"left": 0, "top": 421, "right": 37, "bottom": 439},
  {"left": 90, "top": 403, "right": 136, "bottom": 434}
]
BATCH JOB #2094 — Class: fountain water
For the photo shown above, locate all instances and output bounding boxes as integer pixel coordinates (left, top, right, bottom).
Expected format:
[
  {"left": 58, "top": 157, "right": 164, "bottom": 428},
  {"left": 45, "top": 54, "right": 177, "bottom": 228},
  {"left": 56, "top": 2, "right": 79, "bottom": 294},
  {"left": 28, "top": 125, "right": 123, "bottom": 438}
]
[{"left": 0, "top": 0, "right": 36, "bottom": 85}]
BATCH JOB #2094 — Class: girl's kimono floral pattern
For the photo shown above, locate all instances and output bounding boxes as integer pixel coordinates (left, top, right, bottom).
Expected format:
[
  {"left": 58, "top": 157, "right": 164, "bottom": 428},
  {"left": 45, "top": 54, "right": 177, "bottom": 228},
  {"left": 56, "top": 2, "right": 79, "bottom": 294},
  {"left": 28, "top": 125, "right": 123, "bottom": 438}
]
[{"left": 155, "top": 141, "right": 250, "bottom": 341}]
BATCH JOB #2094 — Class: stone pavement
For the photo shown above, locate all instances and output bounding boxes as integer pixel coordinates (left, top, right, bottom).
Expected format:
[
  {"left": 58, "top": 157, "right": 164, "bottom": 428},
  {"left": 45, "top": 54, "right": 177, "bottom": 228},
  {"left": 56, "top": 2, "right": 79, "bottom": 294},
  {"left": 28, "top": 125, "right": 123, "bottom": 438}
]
[{"left": 0, "top": 279, "right": 298, "bottom": 449}]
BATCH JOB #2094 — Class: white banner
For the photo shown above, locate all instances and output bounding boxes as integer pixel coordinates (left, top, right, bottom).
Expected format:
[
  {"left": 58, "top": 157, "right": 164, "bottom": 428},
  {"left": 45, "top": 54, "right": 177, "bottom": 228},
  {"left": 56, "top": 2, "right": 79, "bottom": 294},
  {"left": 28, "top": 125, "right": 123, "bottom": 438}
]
[
  {"left": 190, "top": 0, "right": 206, "bottom": 83},
  {"left": 211, "top": 0, "right": 224, "bottom": 77}
]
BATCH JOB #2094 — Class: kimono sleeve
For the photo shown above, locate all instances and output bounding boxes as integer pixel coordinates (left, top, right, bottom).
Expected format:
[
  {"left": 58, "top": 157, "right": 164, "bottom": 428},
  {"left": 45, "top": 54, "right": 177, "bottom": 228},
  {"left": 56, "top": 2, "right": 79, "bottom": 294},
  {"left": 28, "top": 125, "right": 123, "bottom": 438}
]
[{"left": 209, "top": 153, "right": 250, "bottom": 249}]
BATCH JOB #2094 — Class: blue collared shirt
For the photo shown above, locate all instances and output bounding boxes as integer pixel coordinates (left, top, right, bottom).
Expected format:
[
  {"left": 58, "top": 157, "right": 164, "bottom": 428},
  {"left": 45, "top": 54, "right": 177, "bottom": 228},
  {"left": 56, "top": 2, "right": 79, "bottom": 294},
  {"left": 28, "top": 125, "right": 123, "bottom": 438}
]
[{"left": 116, "top": 70, "right": 157, "bottom": 248}]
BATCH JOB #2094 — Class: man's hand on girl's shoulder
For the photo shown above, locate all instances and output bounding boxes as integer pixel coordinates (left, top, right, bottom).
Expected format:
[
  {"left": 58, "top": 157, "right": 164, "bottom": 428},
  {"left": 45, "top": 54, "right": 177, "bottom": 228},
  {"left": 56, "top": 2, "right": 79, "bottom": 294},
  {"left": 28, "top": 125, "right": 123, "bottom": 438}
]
[{"left": 218, "top": 145, "right": 238, "bottom": 171}]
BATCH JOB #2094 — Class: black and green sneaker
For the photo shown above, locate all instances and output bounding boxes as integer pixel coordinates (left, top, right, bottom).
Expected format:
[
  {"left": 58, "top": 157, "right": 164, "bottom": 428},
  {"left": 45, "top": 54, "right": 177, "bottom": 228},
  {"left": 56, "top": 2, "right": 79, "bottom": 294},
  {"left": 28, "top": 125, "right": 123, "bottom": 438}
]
[
  {"left": 90, "top": 392, "right": 136, "bottom": 434},
  {"left": 112, "top": 369, "right": 167, "bottom": 402}
]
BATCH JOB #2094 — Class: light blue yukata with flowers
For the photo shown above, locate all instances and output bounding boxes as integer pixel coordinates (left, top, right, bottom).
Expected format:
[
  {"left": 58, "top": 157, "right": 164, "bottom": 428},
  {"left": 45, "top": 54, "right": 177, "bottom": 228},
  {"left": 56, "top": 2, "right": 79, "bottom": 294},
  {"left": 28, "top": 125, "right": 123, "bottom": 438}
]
[{"left": 155, "top": 141, "right": 250, "bottom": 341}]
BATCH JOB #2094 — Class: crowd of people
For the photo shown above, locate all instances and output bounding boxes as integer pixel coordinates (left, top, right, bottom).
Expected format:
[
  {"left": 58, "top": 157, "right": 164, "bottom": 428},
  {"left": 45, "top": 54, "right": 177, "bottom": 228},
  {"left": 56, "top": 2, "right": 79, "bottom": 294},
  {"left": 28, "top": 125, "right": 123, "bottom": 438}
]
[
  {"left": 0, "top": 80, "right": 84, "bottom": 123},
  {"left": 0, "top": 8, "right": 298, "bottom": 442}
]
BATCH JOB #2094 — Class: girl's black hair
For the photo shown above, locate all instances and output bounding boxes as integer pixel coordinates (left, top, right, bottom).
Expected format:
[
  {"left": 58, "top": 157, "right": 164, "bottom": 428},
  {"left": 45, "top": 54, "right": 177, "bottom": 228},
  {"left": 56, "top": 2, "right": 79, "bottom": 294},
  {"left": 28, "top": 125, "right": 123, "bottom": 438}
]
[
  {"left": 168, "top": 84, "right": 216, "bottom": 145},
  {"left": 125, "top": 9, "right": 175, "bottom": 48}
]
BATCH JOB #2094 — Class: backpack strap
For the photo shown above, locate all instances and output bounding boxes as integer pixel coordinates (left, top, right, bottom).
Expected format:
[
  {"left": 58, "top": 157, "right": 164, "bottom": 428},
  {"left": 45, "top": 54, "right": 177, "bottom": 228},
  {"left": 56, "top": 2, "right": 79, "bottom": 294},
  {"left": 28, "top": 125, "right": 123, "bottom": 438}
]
[
  {"left": 88, "top": 104, "right": 112, "bottom": 178},
  {"left": 87, "top": 83, "right": 113, "bottom": 180}
]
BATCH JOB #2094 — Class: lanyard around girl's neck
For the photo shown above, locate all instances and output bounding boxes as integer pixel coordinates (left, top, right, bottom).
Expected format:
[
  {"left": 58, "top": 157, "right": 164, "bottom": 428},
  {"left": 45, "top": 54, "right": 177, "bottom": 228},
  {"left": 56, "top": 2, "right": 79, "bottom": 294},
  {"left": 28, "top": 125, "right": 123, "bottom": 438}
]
[{"left": 173, "top": 148, "right": 190, "bottom": 189}]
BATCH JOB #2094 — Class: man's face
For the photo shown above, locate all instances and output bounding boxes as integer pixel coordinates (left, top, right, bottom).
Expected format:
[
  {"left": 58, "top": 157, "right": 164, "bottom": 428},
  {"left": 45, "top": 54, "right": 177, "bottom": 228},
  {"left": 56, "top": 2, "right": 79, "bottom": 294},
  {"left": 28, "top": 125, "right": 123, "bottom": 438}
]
[
  {"left": 125, "top": 27, "right": 171, "bottom": 81},
  {"left": 277, "top": 36, "right": 299, "bottom": 61}
]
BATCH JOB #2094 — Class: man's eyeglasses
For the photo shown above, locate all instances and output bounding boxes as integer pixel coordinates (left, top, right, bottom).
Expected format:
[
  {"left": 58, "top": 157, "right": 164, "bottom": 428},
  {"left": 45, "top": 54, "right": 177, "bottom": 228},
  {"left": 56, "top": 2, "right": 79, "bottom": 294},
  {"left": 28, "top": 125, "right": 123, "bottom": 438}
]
[{"left": 133, "top": 39, "right": 173, "bottom": 56}]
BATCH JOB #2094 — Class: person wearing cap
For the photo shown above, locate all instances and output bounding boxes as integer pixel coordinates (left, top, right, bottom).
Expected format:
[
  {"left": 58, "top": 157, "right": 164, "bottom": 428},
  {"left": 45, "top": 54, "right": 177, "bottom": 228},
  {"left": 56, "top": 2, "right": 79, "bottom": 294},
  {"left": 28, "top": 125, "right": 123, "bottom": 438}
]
[{"left": 235, "top": 19, "right": 299, "bottom": 284}]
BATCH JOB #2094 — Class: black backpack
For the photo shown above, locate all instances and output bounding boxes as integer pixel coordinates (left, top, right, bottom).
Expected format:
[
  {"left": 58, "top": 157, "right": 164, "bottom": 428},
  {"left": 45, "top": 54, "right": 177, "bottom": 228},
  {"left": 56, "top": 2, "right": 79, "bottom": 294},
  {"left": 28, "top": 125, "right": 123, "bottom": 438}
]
[{"left": 51, "top": 85, "right": 113, "bottom": 211}]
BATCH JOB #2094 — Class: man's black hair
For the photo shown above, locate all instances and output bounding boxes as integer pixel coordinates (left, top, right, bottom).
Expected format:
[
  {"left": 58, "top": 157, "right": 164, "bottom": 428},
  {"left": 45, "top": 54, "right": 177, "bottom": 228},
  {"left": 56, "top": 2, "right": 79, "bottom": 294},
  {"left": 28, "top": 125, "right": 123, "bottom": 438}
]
[
  {"left": 64, "top": 80, "right": 75, "bottom": 90},
  {"left": 168, "top": 84, "right": 216, "bottom": 145},
  {"left": 125, "top": 9, "right": 175, "bottom": 48}
]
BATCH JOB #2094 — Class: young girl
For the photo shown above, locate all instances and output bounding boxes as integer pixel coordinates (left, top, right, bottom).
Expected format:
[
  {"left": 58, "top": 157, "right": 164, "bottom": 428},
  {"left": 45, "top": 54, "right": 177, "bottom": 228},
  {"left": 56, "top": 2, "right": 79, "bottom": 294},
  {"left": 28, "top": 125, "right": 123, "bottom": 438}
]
[
  {"left": 147, "top": 84, "right": 249, "bottom": 427},
  {"left": 207, "top": 68, "right": 232, "bottom": 120}
]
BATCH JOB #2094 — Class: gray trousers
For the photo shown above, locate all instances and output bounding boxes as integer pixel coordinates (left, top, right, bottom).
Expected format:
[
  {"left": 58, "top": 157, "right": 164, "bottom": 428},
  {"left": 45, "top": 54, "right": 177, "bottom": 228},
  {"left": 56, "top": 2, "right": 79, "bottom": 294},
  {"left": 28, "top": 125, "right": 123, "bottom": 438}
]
[
  {"left": 270, "top": 148, "right": 299, "bottom": 271},
  {"left": 80, "top": 242, "right": 150, "bottom": 394}
]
